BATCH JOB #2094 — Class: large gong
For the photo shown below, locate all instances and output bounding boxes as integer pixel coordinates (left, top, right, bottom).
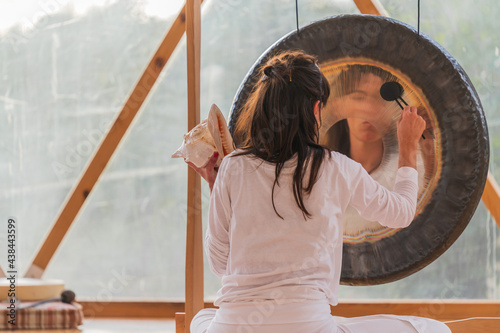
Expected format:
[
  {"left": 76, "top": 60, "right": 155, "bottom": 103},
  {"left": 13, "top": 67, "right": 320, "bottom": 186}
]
[{"left": 228, "top": 15, "right": 489, "bottom": 285}]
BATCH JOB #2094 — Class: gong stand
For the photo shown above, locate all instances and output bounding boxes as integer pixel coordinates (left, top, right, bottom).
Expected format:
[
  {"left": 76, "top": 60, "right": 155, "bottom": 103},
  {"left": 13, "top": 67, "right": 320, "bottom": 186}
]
[{"left": 1, "top": 0, "right": 496, "bottom": 332}]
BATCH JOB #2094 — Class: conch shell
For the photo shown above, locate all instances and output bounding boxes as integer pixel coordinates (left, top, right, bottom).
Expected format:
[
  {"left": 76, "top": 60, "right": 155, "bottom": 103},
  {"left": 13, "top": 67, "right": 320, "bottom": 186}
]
[{"left": 171, "top": 104, "right": 234, "bottom": 168}]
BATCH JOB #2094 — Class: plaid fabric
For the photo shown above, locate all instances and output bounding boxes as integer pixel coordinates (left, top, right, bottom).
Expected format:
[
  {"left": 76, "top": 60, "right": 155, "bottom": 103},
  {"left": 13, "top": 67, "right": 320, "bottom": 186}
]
[{"left": 0, "top": 301, "right": 83, "bottom": 330}]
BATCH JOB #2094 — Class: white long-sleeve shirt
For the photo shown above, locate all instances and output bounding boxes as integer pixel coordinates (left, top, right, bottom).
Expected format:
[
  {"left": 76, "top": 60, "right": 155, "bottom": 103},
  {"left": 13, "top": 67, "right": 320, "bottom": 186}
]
[{"left": 206, "top": 150, "right": 418, "bottom": 307}]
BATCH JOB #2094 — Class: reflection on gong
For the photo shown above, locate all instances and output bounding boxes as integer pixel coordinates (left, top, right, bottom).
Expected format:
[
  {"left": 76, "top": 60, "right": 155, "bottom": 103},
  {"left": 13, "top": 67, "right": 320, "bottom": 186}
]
[
  {"left": 318, "top": 61, "right": 437, "bottom": 241},
  {"left": 229, "top": 15, "right": 489, "bottom": 285}
]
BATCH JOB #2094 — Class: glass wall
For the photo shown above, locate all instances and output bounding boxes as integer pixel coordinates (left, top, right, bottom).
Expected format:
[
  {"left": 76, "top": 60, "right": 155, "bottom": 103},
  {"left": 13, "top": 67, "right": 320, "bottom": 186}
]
[{"left": 1, "top": 0, "right": 498, "bottom": 303}]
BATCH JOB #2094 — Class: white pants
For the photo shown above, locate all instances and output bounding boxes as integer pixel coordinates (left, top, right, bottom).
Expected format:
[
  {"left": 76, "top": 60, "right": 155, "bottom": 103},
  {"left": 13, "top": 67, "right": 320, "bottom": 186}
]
[{"left": 191, "top": 302, "right": 451, "bottom": 333}]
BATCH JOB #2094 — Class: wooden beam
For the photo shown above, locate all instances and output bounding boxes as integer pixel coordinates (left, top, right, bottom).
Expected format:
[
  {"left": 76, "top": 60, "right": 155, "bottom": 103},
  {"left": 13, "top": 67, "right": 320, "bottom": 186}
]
[
  {"left": 332, "top": 300, "right": 500, "bottom": 321},
  {"left": 481, "top": 172, "right": 500, "bottom": 229},
  {"left": 76, "top": 300, "right": 500, "bottom": 321},
  {"left": 445, "top": 318, "right": 500, "bottom": 333},
  {"left": 353, "top": 0, "right": 389, "bottom": 16},
  {"left": 78, "top": 300, "right": 212, "bottom": 319},
  {"left": 24, "top": 3, "right": 194, "bottom": 279},
  {"left": 184, "top": 1, "right": 204, "bottom": 332}
]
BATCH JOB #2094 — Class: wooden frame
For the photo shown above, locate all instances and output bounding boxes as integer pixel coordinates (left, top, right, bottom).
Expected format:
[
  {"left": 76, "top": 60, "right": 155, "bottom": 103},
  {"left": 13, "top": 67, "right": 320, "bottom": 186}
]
[
  {"left": 184, "top": 0, "right": 204, "bottom": 332},
  {"left": 353, "top": 0, "right": 388, "bottom": 16},
  {"left": 481, "top": 172, "right": 500, "bottom": 229},
  {"left": 77, "top": 300, "right": 500, "bottom": 322},
  {"left": 445, "top": 317, "right": 500, "bottom": 333}
]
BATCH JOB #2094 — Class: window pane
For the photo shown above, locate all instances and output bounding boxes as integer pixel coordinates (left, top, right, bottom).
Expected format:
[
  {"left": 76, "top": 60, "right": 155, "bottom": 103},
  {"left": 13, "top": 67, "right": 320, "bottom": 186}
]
[{"left": 0, "top": 0, "right": 187, "bottom": 297}]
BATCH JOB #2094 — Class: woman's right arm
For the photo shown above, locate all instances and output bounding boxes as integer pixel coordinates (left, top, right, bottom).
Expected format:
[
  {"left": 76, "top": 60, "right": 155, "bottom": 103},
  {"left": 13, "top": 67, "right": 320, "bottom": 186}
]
[
  {"left": 346, "top": 106, "right": 425, "bottom": 228},
  {"left": 347, "top": 161, "right": 419, "bottom": 228}
]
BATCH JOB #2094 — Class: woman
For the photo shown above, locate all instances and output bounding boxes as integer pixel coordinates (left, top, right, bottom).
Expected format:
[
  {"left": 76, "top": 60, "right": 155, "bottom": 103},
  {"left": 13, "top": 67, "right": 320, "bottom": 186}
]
[{"left": 187, "top": 50, "right": 450, "bottom": 333}]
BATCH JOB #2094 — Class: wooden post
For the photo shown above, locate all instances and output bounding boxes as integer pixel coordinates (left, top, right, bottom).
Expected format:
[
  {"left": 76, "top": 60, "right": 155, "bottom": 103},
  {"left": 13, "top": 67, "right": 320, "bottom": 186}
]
[
  {"left": 23, "top": 3, "right": 200, "bottom": 279},
  {"left": 185, "top": 0, "right": 204, "bottom": 332},
  {"left": 175, "top": 312, "right": 186, "bottom": 333}
]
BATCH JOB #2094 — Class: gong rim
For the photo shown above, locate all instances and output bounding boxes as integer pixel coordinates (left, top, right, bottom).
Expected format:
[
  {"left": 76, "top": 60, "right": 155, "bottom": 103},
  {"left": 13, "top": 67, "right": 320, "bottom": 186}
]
[{"left": 228, "top": 15, "right": 489, "bottom": 285}]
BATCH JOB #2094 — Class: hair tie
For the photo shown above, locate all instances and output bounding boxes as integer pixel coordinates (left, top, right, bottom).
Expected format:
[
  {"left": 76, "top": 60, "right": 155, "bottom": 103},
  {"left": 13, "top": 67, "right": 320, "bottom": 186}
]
[
  {"left": 261, "top": 66, "right": 273, "bottom": 82},
  {"left": 264, "top": 66, "right": 273, "bottom": 77}
]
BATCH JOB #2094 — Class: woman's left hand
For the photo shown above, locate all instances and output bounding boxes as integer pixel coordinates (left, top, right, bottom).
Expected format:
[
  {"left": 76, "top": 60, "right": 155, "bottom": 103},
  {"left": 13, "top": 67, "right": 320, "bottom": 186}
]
[{"left": 185, "top": 152, "right": 219, "bottom": 192}]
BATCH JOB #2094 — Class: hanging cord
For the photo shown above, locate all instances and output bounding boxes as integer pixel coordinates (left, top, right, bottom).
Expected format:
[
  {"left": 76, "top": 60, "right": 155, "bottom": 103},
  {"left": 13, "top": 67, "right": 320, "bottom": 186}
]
[
  {"left": 295, "top": 0, "right": 299, "bottom": 33},
  {"left": 417, "top": 0, "right": 420, "bottom": 36}
]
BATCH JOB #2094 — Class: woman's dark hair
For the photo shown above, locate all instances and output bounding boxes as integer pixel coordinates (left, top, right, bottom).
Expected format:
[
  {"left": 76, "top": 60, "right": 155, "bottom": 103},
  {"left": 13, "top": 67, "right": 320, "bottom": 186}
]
[
  {"left": 233, "top": 50, "right": 331, "bottom": 219},
  {"left": 325, "top": 119, "right": 350, "bottom": 157}
]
